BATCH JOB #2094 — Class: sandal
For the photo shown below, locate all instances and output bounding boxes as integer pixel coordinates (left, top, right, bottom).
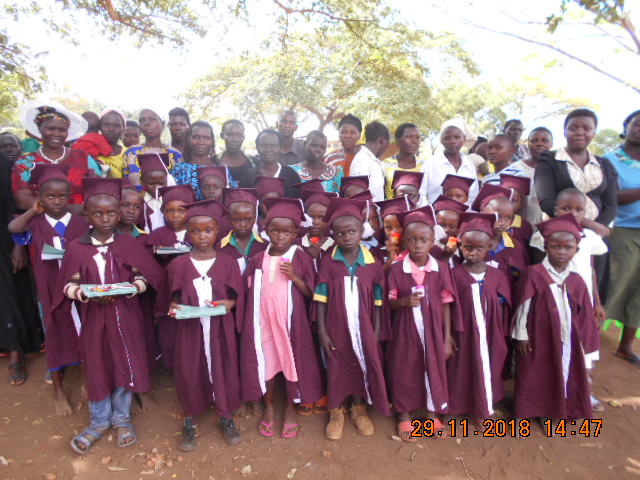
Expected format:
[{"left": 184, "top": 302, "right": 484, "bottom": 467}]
[
  {"left": 70, "top": 427, "right": 106, "bottom": 455},
  {"left": 591, "top": 395, "right": 605, "bottom": 413},
  {"left": 8, "top": 361, "right": 27, "bottom": 386},
  {"left": 114, "top": 423, "right": 137, "bottom": 448},
  {"left": 431, "top": 418, "right": 447, "bottom": 439},
  {"left": 258, "top": 421, "right": 274, "bottom": 438},
  {"left": 179, "top": 418, "right": 196, "bottom": 452},
  {"left": 220, "top": 417, "right": 241, "bottom": 445},
  {"left": 281, "top": 423, "right": 300, "bottom": 439},
  {"left": 297, "top": 404, "right": 313, "bottom": 416},
  {"left": 397, "top": 420, "right": 417, "bottom": 443},
  {"left": 614, "top": 351, "right": 640, "bottom": 367},
  {"left": 313, "top": 396, "right": 328, "bottom": 415}
]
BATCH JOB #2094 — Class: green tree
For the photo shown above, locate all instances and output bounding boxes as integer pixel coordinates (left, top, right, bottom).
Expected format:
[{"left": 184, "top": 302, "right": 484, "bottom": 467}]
[{"left": 590, "top": 127, "right": 621, "bottom": 155}]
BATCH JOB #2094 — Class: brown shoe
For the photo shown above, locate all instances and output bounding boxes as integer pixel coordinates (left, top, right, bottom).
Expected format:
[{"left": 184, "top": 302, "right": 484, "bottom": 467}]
[
  {"left": 325, "top": 407, "right": 345, "bottom": 440},
  {"left": 350, "top": 404, "right": 374, "bottom": 436}
]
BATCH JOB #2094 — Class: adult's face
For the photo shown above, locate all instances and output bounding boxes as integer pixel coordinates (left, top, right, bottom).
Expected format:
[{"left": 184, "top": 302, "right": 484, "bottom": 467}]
[
  {"left": 138, "top": 109, "right": 164, "bottom": 140},
  {"left": 397, "top": 127, "right": 420, "bottom": 155},
  {"left": 564, "top": 116, "right": 596, "bottom": 152},
  {"left": 168, "top": 115, "right": 189, "bottom": 141},
  {"left": 256, "top": 133, "right": 281, "bottom": 164},
  {"left": 625, "top": 114, "right": 640, "bottom": 147},
  {"left": 505, "top": 121, "right": 524, "bottom": 143},
  {"left": 527, "top": 130, "right": 553, "bottom": 161},
  {"left": 188, "top": 125, "right": 214, "bottom": 157},
  {"left": 222, "top": 123, "right": 244, "bottom": 152},
  {"left": 39, "top": 118, "right": 69, "bottom": 150},
  {"left": 441, "top": 126, "right": 464, "bottom": 155},
  {"left": 99, "top": 112, "right": 124, "bottom": 145},
  {"left": 0, "top": 134, "right": 22, "bottom": 160},
  {"left": 277, "top": 114, "right": 297, "bottom": 139},
  {"left": 373, "top": 136, "right": 390, "bottom": 158},
  {"left": 305, "top": 135, "right": 327, "bottom": 162}
]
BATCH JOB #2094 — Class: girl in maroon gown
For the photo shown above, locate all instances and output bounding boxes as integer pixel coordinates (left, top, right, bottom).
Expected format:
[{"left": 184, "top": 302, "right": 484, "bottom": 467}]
[
  {"left": 500, "top": 174, "right": 534, "bottom": 244},
  {"left": 371, "top": 196, "right": 411, "bottom": 268},
  {"left": 241, "top": 198, "right": 323, "bottom": 439},
  {"left": 167, "top": 199, "right": 244, "bottom": 450},
  {"left": 431, "top": 195, "right": 468, "bottom": 265},
  {"left": 314, "top": 198, "right": 390, "bottom": 441},
  {"left": 512, "top": 214, "right": 598, "bottom": 426},
  {"left": 53, "top": 178, "right": 168, "bottom": 455},
  {"left": 386, "top": 206, "right": 457, "bottom": 441},
  {"left": 447, "top": 213, "right": 512, "bottom": 425}
]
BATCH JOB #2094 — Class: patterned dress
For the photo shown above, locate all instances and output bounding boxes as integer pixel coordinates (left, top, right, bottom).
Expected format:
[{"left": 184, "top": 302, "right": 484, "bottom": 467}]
[{"left": 289, "top": 162, "right": 343, "bottom": 193}]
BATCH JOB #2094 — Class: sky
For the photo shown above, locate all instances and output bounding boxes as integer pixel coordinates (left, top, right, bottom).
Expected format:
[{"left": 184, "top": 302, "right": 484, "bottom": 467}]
[{"left": 3, "top": 0, "right": 638, "bottom": 144}]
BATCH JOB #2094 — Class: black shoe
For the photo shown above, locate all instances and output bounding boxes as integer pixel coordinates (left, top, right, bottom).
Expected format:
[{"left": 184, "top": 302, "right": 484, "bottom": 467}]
[
  {"left": 179, "top": 417, "right": 196, "bottom": 452},
  {"left": 220, "top": 417, "right": 241, "bottom": 445}
]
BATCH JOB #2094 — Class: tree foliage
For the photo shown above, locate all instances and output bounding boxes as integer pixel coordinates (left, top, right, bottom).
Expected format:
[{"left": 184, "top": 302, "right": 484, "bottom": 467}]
[{"left": 590, "top": 127, "right": 621, "bottom": 155}]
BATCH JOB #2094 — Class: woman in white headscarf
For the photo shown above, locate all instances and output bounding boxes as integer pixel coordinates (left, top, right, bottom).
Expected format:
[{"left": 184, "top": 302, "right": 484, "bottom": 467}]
[{"left": 420, "top": 118, "right": 480, "bottom": 205}]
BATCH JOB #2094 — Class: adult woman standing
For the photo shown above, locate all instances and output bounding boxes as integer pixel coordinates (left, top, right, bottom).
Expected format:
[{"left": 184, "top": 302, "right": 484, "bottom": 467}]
[
  {"left": 383, "top": 123, "right": 423, "bottom": 199},
  {"left": 290, "top": 130, "right": 343, "bottom": 193},
  {"left": 11, "top": 103, "right": 100, "bottom": 212},
  {"left": 219, "top": 119, "right": 254, "bottom": 186},
  {"left": 324, "top": 114, "right": 362, "bottom": 177},
  {"left": 172, "top": 120, "right": 235, "bottom": 199},
  {"left": 535, "top": 109, "right": 617, "bottom": 238},
  {"left": 604, "top": 110, "right": 640, "bottom": 366}
]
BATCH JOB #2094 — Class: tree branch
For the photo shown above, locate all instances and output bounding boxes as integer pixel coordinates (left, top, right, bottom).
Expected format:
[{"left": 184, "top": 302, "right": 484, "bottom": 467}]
[{"left": 621, "top": 15, "right": 640, "bottom": 54}]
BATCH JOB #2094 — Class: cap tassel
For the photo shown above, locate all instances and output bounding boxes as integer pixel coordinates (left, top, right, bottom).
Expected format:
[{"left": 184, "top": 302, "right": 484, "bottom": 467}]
[{"left": 362, "top": 200, "right": 375, "bottom": 238}]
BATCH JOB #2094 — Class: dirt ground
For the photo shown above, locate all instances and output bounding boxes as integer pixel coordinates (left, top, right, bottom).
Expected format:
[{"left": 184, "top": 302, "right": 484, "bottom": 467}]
[{"left": 0, "top": 327, "right": 639, "bottom": 480}]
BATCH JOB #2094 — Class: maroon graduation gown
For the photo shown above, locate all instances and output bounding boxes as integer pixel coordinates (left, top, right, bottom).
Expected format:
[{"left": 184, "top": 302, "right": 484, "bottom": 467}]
[
  {"left": 215, "top": 232, "right": 267, "bottom": 274},
  {"left": 510, "top": 217, "right": 533, "bottom": 244},
  {"left": 487, "top": 235, "right": 529, "bottom": 288},
  {"left": 241, "top": 246, "right": 323, "bottom": 404},
  {"left": 513, "top": 264, "right": 597, "bottom": 419},
  {"left": 27, "top": 214, "right": 88, "bottom": 369},
  {"left": 314, "top": 248, "right": 390, "bottom": 415},
  {"left": 385, "top": 256, "right": 460, "bottom": 415},
  {"left": 52, "top": 233, "right": 168, "bottom": 402},
  {"left": 168, "top": 253, "right": 244, "bottom": 417},
  {"left": 447, "top": 265, "right": 512, "bottom": 419}
]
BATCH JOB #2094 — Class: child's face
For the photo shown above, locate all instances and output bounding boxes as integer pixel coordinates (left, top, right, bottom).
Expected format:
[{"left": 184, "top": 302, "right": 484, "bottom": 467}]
[
  {"left": 342, "top": 185, "right": 365, "bottom": 198},
  {"left": 306, "top": 202, "right": 328, "bottom": 238},
  {"left": 482, "top": 198, "right": 514, "bottom": 235},
  {"left": 366, "top": 205, "right": 380, "bottom": 234},
  {"left": 444, "top": 187, "right": 467, "bottom": 204},
  {"left": 403, "top": 222, "right": 434, "bottom": 261},
  {"left": 546, "top": 232, "right": 579, "bottom": 269},
  {"left": 509, "top": 190, "right": 522, "bottom": 214},
  {"left": 39, "top": 180, "right": 70, "bottom": 219},
  {"left": 86, "top": 194, "right": 121, "bottom": 236},
  {"left": 229, "top": 202, "right": 256, "bottom": 238},
  {"left": 266, "top": 217, "right": 297, "bottom": 252},
  {"left": 163, "top": 200, "right": 188, "bottom": 231},
  {"left": 488, "top": 137, "right": 515, "bottom": 167},
  {"left": 436, "top": 209, "right": 460, "bottom": 238},
  {"left": 555, "top": 193, "right": 586, "bottom": 225},
  {"left": 383, "top": 214, "right": 402, "bottom": 245},
  {"left": 332, "top": 216, "right": 364, "bottom": 252},
  {"left": 141, "top": 171, "right": 167, "bottom": 196},
  {"left": 460, "top": 231, "right": 490, "bottom": 264},
  {"left": 120, "top": 189, "right": 142, "bottom": 226},
  {"left": 122, "top": 126, "right": 141, "bottom": 148},
  {"left": 200, "top": 175, "right": 225, "bottom": 201},
  {"left": 187, "top": 216, "right": 218, "bottom": 250},
  {"left": 394, "top": 185, "right": 419, "bottom": 208}
]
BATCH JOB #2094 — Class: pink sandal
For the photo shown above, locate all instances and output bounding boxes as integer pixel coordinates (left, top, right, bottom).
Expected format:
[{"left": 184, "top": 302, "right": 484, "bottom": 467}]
[
  {"left": 281, "top": 423, "right": 300, "bottom": 439},
  {"left": 258, "top": 421, "right": 274, "bottom": 437}
]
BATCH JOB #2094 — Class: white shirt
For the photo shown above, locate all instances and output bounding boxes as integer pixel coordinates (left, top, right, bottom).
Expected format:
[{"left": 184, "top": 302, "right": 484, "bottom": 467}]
[
  {"left": 420, "top": 151, "right": 479, "bottom": 205},
  {"left": 350, "top": 145, "right": 386, "bottom": 202},
  {"left": 45, "top": 212, "right": 72, "bottom": 250}
]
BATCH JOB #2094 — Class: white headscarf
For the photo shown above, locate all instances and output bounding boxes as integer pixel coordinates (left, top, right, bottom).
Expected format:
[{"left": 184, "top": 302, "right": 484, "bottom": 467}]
[
  {"left": 439, "top": 117, "right": 478, "bottom": 149},
  {"left": 22, "top": 100, "right": 88, "bottom": 141}
]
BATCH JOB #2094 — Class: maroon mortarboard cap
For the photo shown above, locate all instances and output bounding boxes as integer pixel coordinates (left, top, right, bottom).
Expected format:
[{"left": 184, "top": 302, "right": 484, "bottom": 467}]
[
  {"left": 392, "top": 170, "right": 424, "bottom": 191},
  {"left": 184, "top": 199, "right": 227, "bottom": 222},
  {"left": 159, "top": 184, "right": 195, "bottom": 206},
  {"left": 197, "top": 166, "right": 227, "bottom": 185},
  {"left": 121, "top": 177, "right": 136, "bottom": 190},
  {"left": 441, "top": 174, "right": 474, "bottom": 194},
  {"left": 323, "top": 198, "right": 366, "bottom": 226},
  {"left": 223, "top": 188, "right": 258, "bottom": 208},
  {"left": 350, "top": 189, "right": 374, "bottom": 201},
  {"left": 255, "top": 176, "right": 285, "bottom": 200},
  {"left": 471, "top": 184, "right": 511, "bottom": 212},
  {"left": 500, "top": 174, "right": 530, "bottom": 197},
  {"left": 433, "top": 195, "right": 469, "bottom": 214},
  {"left": 376, "top": 196, "right": 411, "bottom": 218},
  {"left": 458, "top": 212, "right": 496, "bottom": 238},
  {"left": 82, "top": 177, "right": 122, "bottom": 203},
  {"left": 138, "top": 152, "right": 170, "bottom": 176},
  {"left": 397, "top": 206, "right": 436, "bottom": 229},
  {"left": 302, "top": 190, "right": 337, "bottom": 209},
  {"left": 340, "top": 176, "right": 369, "bottom": 196},
  {"left": 263, "top": 197, "right": 305, "bottom": 226},
  {"left": 30, "top": 163, "right": 70, "bottom": 187},
  {"left": 536, "top": 213, "right": 582, "bottom": 244},
  {"left": 294, "top": 179, "right": 325, "bottom": 195}
]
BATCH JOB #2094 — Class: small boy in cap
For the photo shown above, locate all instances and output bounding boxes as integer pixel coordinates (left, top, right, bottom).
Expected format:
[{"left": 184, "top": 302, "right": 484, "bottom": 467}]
[
  {"left": 432, "top": 195, "right": 468, "bottom": 265},
  {"left": 138, "top": 153, "right": 170, "bottom": 232},
  {"left": 391, "top": 170, "right": 424, "bottom": 207},
  {"left": 197, "top": 165, "right": 227, "bottom": 201},
  {"left": 441, "top": 174, "right": 475, "bottom": 205},
  {"left": 500, "top": 173, "right": 533, "bottom": 243},
  {"left": 372, "top": 196, "right": 412, "bottom": 268},
  {"left": 339, "top": 175, "right": 369, "bottom": 198},
  {"left": 255, "top": 176, "right": 285, "bottom": 232},
  {"left": 295, "top": 180, "right": 337, "bottom": 267}
]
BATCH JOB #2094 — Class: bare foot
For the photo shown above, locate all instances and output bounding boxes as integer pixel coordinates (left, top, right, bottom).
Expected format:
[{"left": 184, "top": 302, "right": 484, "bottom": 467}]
[
  {"left": 53, "top": 390, "right": 73, "bottom": 416},
  {"left": 252, "top": 400, "right": 264, "bottom": 417}
]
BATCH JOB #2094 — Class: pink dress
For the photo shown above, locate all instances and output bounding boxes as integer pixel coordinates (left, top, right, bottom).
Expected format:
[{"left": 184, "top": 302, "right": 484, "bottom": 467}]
[{"left": 259, "top": 253, "right": 298, "bottom": 382}]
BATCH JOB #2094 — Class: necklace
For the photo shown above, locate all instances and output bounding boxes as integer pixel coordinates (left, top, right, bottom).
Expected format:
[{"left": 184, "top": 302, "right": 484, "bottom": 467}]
[{"left": 39, "top": 146, "right": 67, "bottom": 163}]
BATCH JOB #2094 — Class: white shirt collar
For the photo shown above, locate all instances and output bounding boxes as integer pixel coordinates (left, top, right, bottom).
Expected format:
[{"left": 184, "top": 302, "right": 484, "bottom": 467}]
[
  {"left": 542, "top": 256, "right": 577, "bottom": 283},
  {"left": 45, "top": 212, "right": 72, "bottom": 228},
  {"left": 302, "top": 233, "right": 334, "bottom": 251},
  {"left": 90, "top": 233, "right": 115, "bottom": 246},
  {"left": 556, "top": 147, "right": 599, "bottom": 166}
]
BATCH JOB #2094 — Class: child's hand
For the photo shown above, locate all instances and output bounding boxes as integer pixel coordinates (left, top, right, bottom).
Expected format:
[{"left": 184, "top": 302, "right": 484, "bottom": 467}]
[
  {"left": 279, "top": 260, "right": 298, "bottom": 281},
  {"left": 444, "top": 336, "right": 456, "bottom": 359},
  {"left": 10, "top": 244, "right": 27, "bottom": 273},
  {"left": 207, "top": 299, "right": 235, "bottom": 311},
  {"left": 594, "top": 303, "right": 606, "bottom": 326},
  {"left": 403, "top": 293, "right": 422, "bottom": 308},
  {"left": 168, "top": 302, "right": 180, "bottom": 316},
  {"left": 319, "top": 332, "right": 335, "bottom": 358},
  {"left": 516, "top": 340, "right": 532, "bottom": 356},
  {"left": 91, "top": 295, "right": 116, "bottom": 304},
  {"left": 31, "top": 200, "right": 45, "bottom": 215}
]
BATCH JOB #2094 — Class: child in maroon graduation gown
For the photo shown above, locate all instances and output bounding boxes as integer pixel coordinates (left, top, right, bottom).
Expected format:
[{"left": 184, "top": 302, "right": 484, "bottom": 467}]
[
  {"left": 145, "top": 184, "right": 196, "bottom": 370},
  {"left": 138, "top": 153, "right": 170, "bottom": 232},
  {"left": 314, "top": 198, "right": 390, "bottom": 440},
  {"left": 53, "top": 178, "right": 168, "bottom": 454},
  {"left": 241, "top": 197, "right": 323, "bottom": 439},
  {"left": 512, "top": 214, "right": 598, "bottom": 426},
  {"left": 447, "top": 213, "right": 512, "bottom": 425},
  {"left": 386, "top": 206, "right": 457, "bottom": 441},
  {"left": 117, "top": 182, "right": 146, "bottom": 238},
  {"left": 255, "top": 176, "right": 285, "bottom": 234},
  {"left": 8, "top": 164, "right": 88, "bottom": 415},
  {"left": 431, "top": 195, "right": 468, "bottom": 265},
  {"left": 499, "top": 174, "right": 534, "bottom": 244},
  {"left": 217, "top": 188, "right": 266, "bottom": 274},
  {"left": 371, "top": 196, "right": 411, "bottom": 267},
  {"left": 441, "top": 173, "right": 474, "bottom": 206},
  {"left": 296, "top": 180, "right": 337, "bottom": 269},
  {"left": 198, "top": 165, "right": 227, "bottom": 202},
  {"left": 167, "top": 199, "right": 244, "bottom": 450},
  {"left": 391, "top": 170, "right": 424, "bottom": 208}
]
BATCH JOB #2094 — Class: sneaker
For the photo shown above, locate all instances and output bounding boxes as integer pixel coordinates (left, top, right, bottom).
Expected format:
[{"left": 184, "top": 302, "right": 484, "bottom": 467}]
[
  {"left": 350, "top": 404, "right": 374, "bottom": 436},
  {"left": 179, "top": 418, "right": 196, "bottom": 452},
  {"left": 325, "top": 407, "right": 345, "bottom": 440},
  {"left": 220, "top": 417, "right": 241, "bottom": 445}
]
